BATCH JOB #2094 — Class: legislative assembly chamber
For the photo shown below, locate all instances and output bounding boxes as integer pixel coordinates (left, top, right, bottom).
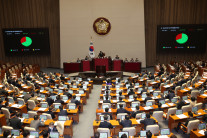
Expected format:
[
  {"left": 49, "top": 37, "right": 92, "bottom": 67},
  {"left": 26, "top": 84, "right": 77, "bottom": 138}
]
[{"left": 0, "top": 0, "right": 207, "bottom": 138}]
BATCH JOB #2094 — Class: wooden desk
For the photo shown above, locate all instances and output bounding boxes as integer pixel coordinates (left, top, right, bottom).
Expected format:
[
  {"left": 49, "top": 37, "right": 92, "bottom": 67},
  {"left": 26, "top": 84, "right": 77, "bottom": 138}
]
[
  {"left": 190, "top": 129, "right": 206, "bottom": 138},
  {"left": 177, "top": 88, "right": 191, "bottom": 98},
  {"left": 0, "top": 114, "right": 6, "bottom": 126},
  {"left": 197, "top": 94, "right": 207, "bottom": 103}
]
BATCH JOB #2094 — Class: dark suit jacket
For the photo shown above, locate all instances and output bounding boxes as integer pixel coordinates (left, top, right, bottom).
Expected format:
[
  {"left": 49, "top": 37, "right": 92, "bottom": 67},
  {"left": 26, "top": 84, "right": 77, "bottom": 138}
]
[
  {"left": 144, "top": 97, "right": 152, "bottom": 104},
  {"left": 48, "top": 127, "right": 58, "bottom": 133},
  {"left": 120, "top": 120, "right": 132, "bottom": 128},
  {"left": 154, "top": 107, "right": 164, "bottom": 112},
  {"left": 54, "top": 99, "right": 64, "bottom": 104},
  {"left": 99, "top": 121, "right": 113, "bottom": 129},
  {"left": 177, "top": 100, "right": 186, "bottom": 109},
  {"left": 165, "top": 93, "right": 175, "bottom": 101},
  {"left": 116, "top": 108, "right": 130, "bottom": 115},
  {"left": 141, "top": 89, "right": 147, "bottom": 94},
  {"left": 131, "top": 110, "right": 143, "bottom": 118},
  {"left": 10, "top": 117, "right": 22, "bottom": 129},
  {"left": 103, "top": 100, "right": 111, "bottom": 103},
  {"left": 58, "top": 110, "right": 68, "bottom": 116},
  {"left": 140, "top": 118, "right": 156, "bottom": 129},
  {"left": 46, "top": 110, "right": 55, "bottom": 119},
  {"left": 102, "top": 112, "right": 113, "bottom": 120},
  {"left": 46, "top": 97, "right": 54, "bottom": 106}
]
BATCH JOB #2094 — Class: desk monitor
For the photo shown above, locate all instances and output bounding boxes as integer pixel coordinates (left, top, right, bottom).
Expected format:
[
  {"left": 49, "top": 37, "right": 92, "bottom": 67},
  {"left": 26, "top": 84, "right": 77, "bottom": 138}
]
[
  {"left": 30, "top": 131, "right": 39, "bottom": 138},
  {"left": 50, "top": 132, "right": 59, "bottom": 138},
  {"left": 69, "top": 90, "right": 73, "bottom": 94},
  {"left": 40, "top": 87, "right": 44, "bottom": 90},
  {"left": 85, "top": 81, "right": 89, "bottom": 85},
  {"left": 49, "top": 88, "right": 53, "bottom": 92},
  {"left": 171, "top": 80, "right": 174, "bottom": 83},
  {"left": 171, "top": 98, "right": 177, "bottom": 103},
  {"left": 121, "top": 115, "right": 125, "bottom": 120},
  {"left": 68, "top": 104, "right": 76, "bottom": 110},
  {"left": 181, "top": 86, "right": 184, "bottom": 89},
  {"left": 135, "top": 83, "right": 139, "bottom": 86},
  {"left": 41, "top": 103, "right": 48, "bottom": 108},
  {"left": 131, "top": 103, "right": 139, "bottom": 108},
  {"left": 116, "top": 85, "right": 120, "bottom": 88},
  {"left": 1, "top": 97, "right": 5, "bottom": 101},
  {"left": 50, "top": 96, "right": 56, "bottom": 101},
  {"left": 73, "top": 85, "right": 77, "bottom": 88},
  {"left": 58, "top": 116, "right": 67, "bottom": 121},
  {"left": 83, "top": 85, "right": 87, "bottom": 89},
  {"left": 99, "top": 132, "right": 108, "bottom": 138},
  {"left": 75, "top": 96, "right": 81, "bottom": 101},
  {"left": 22, "top": 113, "right": 29, "bottom": 119},
  {"left": 182, "top": 96, "right": 188, "bottom": 100},
  {"left": 141, "top": 113, "right": 146, "bottom": 119},
  {"left": 9, "top": 98, "right": 14, "bottom": 104},
  {"left": 119, "top": 131, "right": 129, "bottom": 138},
  {"left": 62, "top": 96, "right": 68, "bottom": 100},
  {"left": 54, "top": 104, "right": 60, "bottom": 109},
  {"left": 116, "top": 90, "right": 121, "bottom": 93},
  {"left": 18, "top": 100, "right": 24, "bottom": 105},
  {"left": 40, "top": 115, "right": 47, "bottom": 121},
  {"left": 67, "top": 80, "right": 71, "bottom": 83},
  {"left": 192, "top": 106, "right": 198, "bottom": 113},
  {"left": 164, "top": 82, "right": 167, "bottom": 85},
  {"left": 148, "top": 86, "right": 153, "bottom": 90},
  {"left": 140, "top": 130, "right": 147, "bottom": 137},
  {"left": 164, "top": 91, "right": 168, "bottom": 95},
  {"left": 102, "top": 104, "right": 109, "bottom": 109},
  {"left": 55, "top": 84, "right": 58, "bottom": 86},
  {"left": 63, "top": 85, "right": 67, "bottom": 88},
  {"left": 58, "top": 90, "right": 63, "bottom": 93},
  {"left": 142, "top": 93, "right": 147, "bottom": 98},
  {"left": 153, "top": 92, "right": 159, "bottom": 97},
  {"left": 129, "top": 95, "right": 134, "bottom": 99},
  {"left": 126, "top": 84, "right": 130, "bottom": 88},
  {"left": 23, "top": 92, "right": 27, "bottom": 95},
  {"left": 198, "top": 123, "right": 206, "bottom": 130},
  {"left": 0, "top": 128, "right": 2, "bottom": 134},
  {"left": 146, "top": 101, "right": 152, "bottom": 107},
  {"left": 40, "top": 94, "right": 45, "bottom": 98},
  {"left": 159, "top": 100, "right": 165, "bottom": 105},
  {"left": 78, "top": 78, "right": 82, "bottom": 81},
  {"left": 79, "top": 90, "right": 84, "bottom": 94},
  {"left": 11, "top": 129, "right": 20, "bottom": 136},
  {"left": 138, "top": 88, "right": 143, "bottom": 91},
  {"left": 160, "top": 128, "right": 170, "bottom": 135},
  {"left": 176, "top": 109, "right": 183, "bottom": 115}
]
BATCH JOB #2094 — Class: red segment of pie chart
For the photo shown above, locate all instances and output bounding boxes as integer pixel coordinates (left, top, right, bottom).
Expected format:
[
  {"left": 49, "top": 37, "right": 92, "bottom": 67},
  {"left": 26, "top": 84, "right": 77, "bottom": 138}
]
[
  {"left": 21, "top": 37, "right": 26, "bottom": 43},
  {"left": 176, "top": 33, "right": 182, "bottom": 40}
]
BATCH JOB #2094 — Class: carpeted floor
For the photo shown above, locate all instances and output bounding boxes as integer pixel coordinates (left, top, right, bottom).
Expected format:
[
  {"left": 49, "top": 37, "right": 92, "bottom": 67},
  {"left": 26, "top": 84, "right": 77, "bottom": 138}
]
[{"left": 40, "top": 67, "right": 188, "bottom": 138}]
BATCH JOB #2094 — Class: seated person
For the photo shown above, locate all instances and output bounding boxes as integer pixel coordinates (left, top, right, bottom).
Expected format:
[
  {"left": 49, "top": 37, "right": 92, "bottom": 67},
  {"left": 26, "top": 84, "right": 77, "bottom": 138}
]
[
  {"left": 116, "top": 104, "right": 130, "bottom": 115},
  {"left": 99, "top": 115, "right": 113, "bottom": 129},
  {"left": 140, "top": 113, "right": 156, "bottom": 129},
  {"left": 117, "top": 97, "right": 124, "bottom": 103},
  {"left": 165, "top": 89, "right": 175, "bottom": 101},
  {"left": 141, "top": 84, "right": 147, "bottom": 94},
  {"left": 120, "top": 115, "right": 132, "bottom": 128},
  {"left": 135, "top": 58, "right": 139, "bottom": 62},
  {"left": 54, "top": 95, "right": 64, "bottom": 104},
  {"left": 30, "top": 115, "right": 44, "bottom": 131},
  {"left": 58, "top": 105, "right": 68, "bottom": 116},
  {"left": 133, "top": 95, "right": 138, "bottom": 101},
  {"left": 85, "top": 56, "right": 89, "bottom": 60},
  {"left": 103, "top": 96, "right": 111, "bottom": 103},
  {"left": 128, "top": 88, "right": 135, "bottom": 96},
  {"left": 98, "top": 51, "right": 105, "bottom": 58},
  {"left": 102, "top": 108, "right": 113, "bottom": 120},
  {"left": 77, "top": 58, "right": 81, "bottom": 63},
  {"left": 48, "top": 122, "right": 58, "bottom": 132},
  {"left": 4, "top": 101, "right": 15, "bottom": 114},
  {"left": 2, "top": 130, "right": 10, "bottom": 138},
  {"left": 189, "top": 96, "right": 196, "bottom": 108},
  {"left": 131, "top": 105, "right": 143, "bottom": 118},
  {"left": 42, "top": 130, "right": 49, "bottom": 138},
  {"left": 29, "top": 93, "right": 39, "bottom": 104},
  {"left": 124, "top": 58, "right": 128, "bottom": 62},
  {"left": 146, "top": 131, "right": 152, "bottom": 138},
  {"left": 10, "top": 112, "right": 22, "bottom": 129},
  {"left": 46, "top": 107, "right": 55, "bottom": 119},
  {"left": 23, "top": 130, "right": 30, "bottom": 138},
  {"left": 176, "top": 111, "right": 196, "bottom": 132},
  {"left": 121, "top": 134, "right": 127, "bottom": 138},
  {"left": 130, "top": 58, "right": 134, "bottom": 62},
  {"left": 176, "top": 98, "right": 186, "bottom": 109},
  {"left": 93, "top": 132, "right": 100, "bottom": 138},
  {"left": 154, "top": 103, "right": 164, "bottom": 111},
  {"left": 70, "top": 95, "right": 80, "bottom": 105},
  {"left": 144, "top": 93, "right": 152, "bottom": 104},
  {"left": 114, "top": 55, "right": 119, "bottom": 60},
  {"left": 46, "top": 94, "right": 54, "bottom": 106}
]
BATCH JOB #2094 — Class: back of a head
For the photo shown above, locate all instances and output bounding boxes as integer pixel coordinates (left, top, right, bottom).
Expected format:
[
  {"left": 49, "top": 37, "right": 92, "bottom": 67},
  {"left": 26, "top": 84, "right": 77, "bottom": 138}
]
[
  {"left": 23, "top": 130, "right": 30, "bottom": 137},
  {"left": 125, "top": 115, "right": 129, "bottom": 120},
  {"left": 34, "top": 115, "right": 39, "bottom": 120},
  {"left": 119, "top": 97, "right": 122, "bottom": 101},
  {"left": 136, "top": 105, "right": 139, "bottom": 110},
  {"left": 73, "top": 95, "right": 76, "bottom": 99},
  {"left": 188, "top": 111, "right": 193, "bottom": 117},
  {"left": 147, "top": 93, "right": 150, "bottom": 97},
  {"left": 158, "top": 103, "right": 162, "bottom": 108},
  {"left": 119, "top": 104, "right": 123, "bottom": 108},
  {"left": 146, "top": 131, "right": 152, "bottom": 138},
  {"left": 94, "top": 132, "right": 100, "bottom": 138},
  {"left": 191, "top": 96, "right": 196, "bottom": 102},
  {"left": 59, "top": 105, "right": 63, "bottom": 110},
  {"left": 42, "top": 130, "right": 49, "bottom": 138},
  {"left": 16, "top": 112, "right": 21, "bottom": 117},
  {"left": 105, "top": 108, "right": 109, "bottom": 112},
  {"left": 121, "top": 133, "right": 127, "bottom": 138},
  {"left": 146, "top": 113, "right": 150, "bottom": 119},
  {"left": 103, "top": 115, "right": 108, "bottom": 121},
  {"left": 3, "top": 130, "right": 10, "bottom": 137},
  {"left": 170, "top": 134, "right": 177, "bottom": 138}
]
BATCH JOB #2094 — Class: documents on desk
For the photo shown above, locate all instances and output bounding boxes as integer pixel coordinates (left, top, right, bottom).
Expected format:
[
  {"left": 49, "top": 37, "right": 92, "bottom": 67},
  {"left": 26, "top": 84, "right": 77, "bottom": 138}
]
[
  {"left": 176, "top": 114, "right": 187, "bottom": 119},
  {"left": 202, "top": 94, "right": 207, "bottom": 97},
  {"left": 198, "top": 130, "right": 205, "bottom": 135},
  {"left": 157, "top": 135, "right": 169, "bottom": 138},
  {"left": 128, "top": 99, "right": 133, "bottom": 102},
  {"left": 168, "top": 103, "right": 174, "bottom": 106},
  {"left": 76, "top": 94, "right": 81, "bottom": 96},
  {"left": 11, "top": 104, "right": 21, "bottom": 108},
  {"left": 163, "top": 85, "right": 170, "bottom": 88},
  {"left": 144, "top": 107, "right": 152, "bottom": 110},
  {"left": 136, "top": 119, "right": 144, "bottom": 124},
  {"left": 161, "top": 104, "right": 169, "bottom": 108},
  {"left": 184, "top": 100, "right": 190, "bottom": 103},
  {"left": 112, "top": 100, "right": 117, "bottom": 103},
  {"left": 99, "top": 101, "right": 103, "bottom": 103},
  {"left": 38, "top": 108, "right": 47, "bottom": 111},
  {"left": 131, "top": 108, "right": 136, "bottom": 111}
]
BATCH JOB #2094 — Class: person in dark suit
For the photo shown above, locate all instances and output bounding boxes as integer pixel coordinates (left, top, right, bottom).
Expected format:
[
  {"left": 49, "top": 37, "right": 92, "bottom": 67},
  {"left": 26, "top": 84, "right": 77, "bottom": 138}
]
[
  {"left": 149, "top": 74, "right": 155, "bottom": 80},
  {"left": 46, "top": 94, "right": 54, "bottom": 106},
  {"left": 2, "top": 130, "right": 10, "bottom": 138},
  {"left": 141, "top": 84, "right": 147, "bottom": 94},
  {"left": 48, "top": 122, "right": 58, "bottom": 133},
  {"left": 177, "top": 98, "right": 186, "bottom": 109},
  {"left": 70, "top": 95, "right": 81, "bottom": 105},
  {"left": 63, "top": 90, "right": 72, "bottom": 99},
  {"left": 176, "top": 111, "right": 196, "bottom": 132},
  {"left": 131, "top": 106, "right": 143, "bottom": 118},
  {"left": 54, "top": 95, "right": 64, "bottom": 104},
  {"left": 120, "top": 115, "right": 132, "bottom": 128},
  {"left": 102, "top": 108, "right": 113, "bottom": 120},
  {"left": 99, "top": 115, "right": 113, "bottom": 129},
  {"left": 58, "top": 105, "right": 68, "bottom": 116},
  {"left": 9, "top": 112, "right": 22, "bottom": 129},
  {"left": 46, "top": 107, "right": 55, "bottom": 119},
  {"left": 23, "top": 130, "right": 30, "bottom": 138},
  {"left": 116, "top": 104, "right": 130, "bottom": 115},
  {"left": 103, "top": 96, "right": 111, "bottom": 103},
  {"left": 140, "top": 113, "right": 156, "bottom": 129},
  {"left": 144, "top": 93, "right": 152, "bottom": 104},
  {"left": 165, "top": 90, "right": 175, "bottom": 101},
  {"left": 0, "top": 87, "right": 8, "bottom": 95},
  {"left": 154, "top": 103, "right": 164, "bottom": 111},
  {"left": 146, "top": 131, "right": 152, "bottom": 138},
  {"left": 128, "top": 89, "right": 135, "bottom": 96}
]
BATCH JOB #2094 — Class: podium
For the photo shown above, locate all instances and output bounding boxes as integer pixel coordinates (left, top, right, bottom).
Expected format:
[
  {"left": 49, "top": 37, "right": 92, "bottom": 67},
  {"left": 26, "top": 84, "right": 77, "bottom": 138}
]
[
  {"left": 113, "top": 60, "right": 123, "bottom": 71},
  {"left": 82, "top": 60, "right": 91, "bottom": 72},
  {"left": 124, "top": 62, "right": 141, "bottom": 73},
  {"left": 94, "top": 58, "right": 109, "bottom": 71},
  {"left": 63, "top": 62, "right": 81, "bottom": 73}
]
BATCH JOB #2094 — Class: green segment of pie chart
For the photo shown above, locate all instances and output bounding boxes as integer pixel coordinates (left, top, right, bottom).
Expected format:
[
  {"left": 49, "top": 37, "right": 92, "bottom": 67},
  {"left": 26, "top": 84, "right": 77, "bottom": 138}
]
[
  {"left": 22, "top": 37, "right": 32, "bottom": 47},
  {"left": 176, "top": 33, "right": 188, "bottom": 44}
]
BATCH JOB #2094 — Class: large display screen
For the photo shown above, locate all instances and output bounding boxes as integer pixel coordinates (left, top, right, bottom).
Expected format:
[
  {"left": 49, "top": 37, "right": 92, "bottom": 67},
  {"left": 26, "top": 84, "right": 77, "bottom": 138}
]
[
  {"left": 157, "top": 25, "right": 207, "bottom": 53},
  {"left": 2, "top": 28, "right": 50, "bottom": 55}
]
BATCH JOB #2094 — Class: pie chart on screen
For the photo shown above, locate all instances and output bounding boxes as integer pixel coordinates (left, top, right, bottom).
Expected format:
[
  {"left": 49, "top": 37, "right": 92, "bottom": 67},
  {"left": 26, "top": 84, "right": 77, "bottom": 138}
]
[
  {"left": 176, "top": 33, "right": 188, "bottom": 44},
  {"left": 21, "top": 36, "right": 32, "bottom": 47}
]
